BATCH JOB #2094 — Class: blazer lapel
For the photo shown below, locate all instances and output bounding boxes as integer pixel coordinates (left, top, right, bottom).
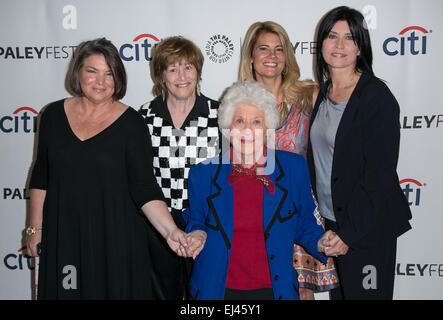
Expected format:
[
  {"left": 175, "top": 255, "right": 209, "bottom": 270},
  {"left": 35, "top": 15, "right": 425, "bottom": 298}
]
[
  {"left": 263, "top": 151, "right": 288, "bottom": 235},
  {"left": 206, "top": 150, "right": 294, "bottom": 246},
  {"left": 206, "top": 153, "right": 234, "bottom": 249},
  {"left": 308, "top": 73, "right": 371, "bottom": 198},
  {"left": 333, "top": 72, "right": 371, "bottom": 164}
]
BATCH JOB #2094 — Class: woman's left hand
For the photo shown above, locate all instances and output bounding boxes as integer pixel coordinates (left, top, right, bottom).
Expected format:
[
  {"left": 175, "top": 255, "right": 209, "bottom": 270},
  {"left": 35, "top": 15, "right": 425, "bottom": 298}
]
[
  {"left": 318, "top": 230, "right": 333, "bottom": 252},
  {"left": 185, "top": 230, "right": 207, "bottom": 259},
  {"left": 324, "top": 231, "right": 349, "bottom": 256},
  {"left": 166, "top": 228, "right": 189, "bottom": 257}
]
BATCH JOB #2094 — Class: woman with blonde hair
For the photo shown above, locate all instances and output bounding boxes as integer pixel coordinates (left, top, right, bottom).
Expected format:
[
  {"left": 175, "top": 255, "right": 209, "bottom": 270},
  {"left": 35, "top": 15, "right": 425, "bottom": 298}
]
[
  {"left": 238, "top": 21, "right": 339, "bottom": 299},
  {"left": 239, "top": 21, "right": 313, "bottom": 126}
]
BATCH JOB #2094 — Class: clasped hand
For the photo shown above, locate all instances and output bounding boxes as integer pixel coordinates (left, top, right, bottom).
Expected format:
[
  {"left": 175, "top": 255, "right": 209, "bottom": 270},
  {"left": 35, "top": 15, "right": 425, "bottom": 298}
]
[
  {"left": 317, "top": 230, "right": 349, "bottom": 256},
  {"left": 166, "top": 229, "right": 207, "bottom": 259},
  {"left": 171, "top": 229, "right": 349, "bottom": 259}
]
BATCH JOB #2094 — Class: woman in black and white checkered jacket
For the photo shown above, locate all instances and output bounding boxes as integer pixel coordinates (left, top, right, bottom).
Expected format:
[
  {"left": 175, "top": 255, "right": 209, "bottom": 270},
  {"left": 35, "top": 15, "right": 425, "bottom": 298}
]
[{"left": 139, "top": 36, "right": 222, "bottom": 300}]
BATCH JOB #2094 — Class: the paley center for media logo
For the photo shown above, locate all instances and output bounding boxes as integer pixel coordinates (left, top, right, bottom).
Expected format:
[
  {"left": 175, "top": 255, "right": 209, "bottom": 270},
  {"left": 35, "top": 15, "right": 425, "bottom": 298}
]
[{"left": 205, "top": 34, "right": 234, "bottom": 64}]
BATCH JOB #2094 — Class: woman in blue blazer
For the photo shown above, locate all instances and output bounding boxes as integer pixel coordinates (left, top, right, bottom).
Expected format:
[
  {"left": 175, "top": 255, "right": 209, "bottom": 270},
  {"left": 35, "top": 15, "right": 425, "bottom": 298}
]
[
  {"left": 183, "top": 80, "right": 331, "bottom": 300},
  {"left": 307, "top": 6, "right": 412, "bottom": 299}
]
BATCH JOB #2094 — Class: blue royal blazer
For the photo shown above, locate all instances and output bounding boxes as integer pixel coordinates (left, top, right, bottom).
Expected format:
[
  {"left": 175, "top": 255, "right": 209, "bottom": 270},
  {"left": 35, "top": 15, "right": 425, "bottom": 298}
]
[{"left": 184, "top": 149, "right": 327, "bottom": 300}]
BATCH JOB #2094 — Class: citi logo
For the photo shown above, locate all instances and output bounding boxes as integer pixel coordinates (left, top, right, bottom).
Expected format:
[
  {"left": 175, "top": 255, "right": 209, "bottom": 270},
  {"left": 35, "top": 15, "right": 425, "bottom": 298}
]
[
  {"left": 400, "top": 178, "right": 424, "bottom": 206},
  {"left": 0, "top": 107, "right": 38, "bottom": 133},
  {"left": 383, "top": 26, "right": 431, "bottom": 56},
  {"left": 3, "top": 246, "right": 34, "bottom": 270},
  {"left": 119, "top": 34, "right": 160, "bottom": 62}
]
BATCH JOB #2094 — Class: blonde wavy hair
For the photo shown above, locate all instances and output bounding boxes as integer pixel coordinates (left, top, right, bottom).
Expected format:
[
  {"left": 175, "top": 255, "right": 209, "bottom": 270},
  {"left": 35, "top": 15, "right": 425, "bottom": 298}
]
[{"left": 238, "top": 21, "right": 316, "bottom": 113}]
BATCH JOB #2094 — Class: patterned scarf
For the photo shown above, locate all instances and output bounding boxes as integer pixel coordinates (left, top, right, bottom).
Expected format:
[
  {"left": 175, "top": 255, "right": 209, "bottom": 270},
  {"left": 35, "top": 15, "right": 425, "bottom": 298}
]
[{"left": 228, "top": 147, "right": 275, "bottom": 194}]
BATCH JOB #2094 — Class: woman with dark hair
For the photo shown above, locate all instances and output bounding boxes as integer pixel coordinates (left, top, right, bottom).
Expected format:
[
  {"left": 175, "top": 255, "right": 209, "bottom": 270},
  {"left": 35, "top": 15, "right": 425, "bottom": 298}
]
[
  {"left": 139, "top": 36, "right": 221, "bottom": 299},
  {"left": 307, "top": 6, "right": 412, "bottom": 299},
  {"left": 26, "top": 37, "right": 188, "bottom": 299}
]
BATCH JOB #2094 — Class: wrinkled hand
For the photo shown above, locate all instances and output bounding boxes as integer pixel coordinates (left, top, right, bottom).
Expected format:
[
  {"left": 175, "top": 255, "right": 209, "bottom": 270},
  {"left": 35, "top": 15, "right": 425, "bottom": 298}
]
[
  {"left": 26, "top": 233, "right": 42, "bottom": 257},
  {"left": 166, "top": 228, "right": 188, "bottom": 257},
  {"left": 324, "top": 231, "right": 349, "bottom": 257},
  {"left": 185, "top": 230, "right": 207, "bottom": 259},
  {"left": 317, "top": 230, "right": 334, "bottom": 253}
]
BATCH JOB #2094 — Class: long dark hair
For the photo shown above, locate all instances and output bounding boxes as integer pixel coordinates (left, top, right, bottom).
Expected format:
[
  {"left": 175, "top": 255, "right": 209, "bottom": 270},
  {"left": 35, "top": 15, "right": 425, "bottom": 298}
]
[{"left": 315, "top": 6, "right": 374, "bottom": 97}]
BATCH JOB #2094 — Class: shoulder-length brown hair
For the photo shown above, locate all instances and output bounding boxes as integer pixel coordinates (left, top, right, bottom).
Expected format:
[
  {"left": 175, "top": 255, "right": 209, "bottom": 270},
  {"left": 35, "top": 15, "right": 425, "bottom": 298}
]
[
  {"left": 68, "top": 37, "right": 127, "bottom": 100},
  {"left": 150, "top": 36, "right": 204, "bottom": 98},
  {"left": 239, "top": 21, "right": 315, "bottom": 113}
]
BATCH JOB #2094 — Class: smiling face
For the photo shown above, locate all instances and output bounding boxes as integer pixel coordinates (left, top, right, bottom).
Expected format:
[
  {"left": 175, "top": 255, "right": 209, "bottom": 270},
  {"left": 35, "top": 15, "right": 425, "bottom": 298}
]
[
  {"left": 163, "top": 59, "right": 198, "bottom": 102},
  {"left": 229, "top": 104, "right": 267, "bottom": 166},
  {"left": 79, "top": 54, "right": 115, "bottom": 104},
  {"left": 251, "top": 32, "right": 286, "bottom": 82},
  {"left": 321, "top": 20, "right": 361, "bottom": 72}
]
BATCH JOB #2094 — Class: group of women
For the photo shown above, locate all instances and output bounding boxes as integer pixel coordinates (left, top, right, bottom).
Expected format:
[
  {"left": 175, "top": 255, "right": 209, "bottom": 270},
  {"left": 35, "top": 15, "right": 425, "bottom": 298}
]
[{"left": 25, "top": 6, "right": 411, "bottom": 300}]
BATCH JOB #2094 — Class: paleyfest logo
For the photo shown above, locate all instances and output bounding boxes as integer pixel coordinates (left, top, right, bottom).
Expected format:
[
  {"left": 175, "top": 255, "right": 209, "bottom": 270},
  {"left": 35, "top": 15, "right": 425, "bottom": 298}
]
[
  {"left": 383, "top": 26, "right": 431, "bottom": 56},
  {"left": 400, "top": 114, "right": 443, "bottom": 129},
  {"left": 119, "top": 34, "right": 160, "bottom": 62}
]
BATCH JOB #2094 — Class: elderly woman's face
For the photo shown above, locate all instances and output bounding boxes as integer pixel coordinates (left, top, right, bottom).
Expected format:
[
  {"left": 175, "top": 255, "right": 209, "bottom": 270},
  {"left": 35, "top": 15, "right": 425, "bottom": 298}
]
[
  {"left": 230, "top": 104, "right": 267, "bottom": 164},
  {"left": 163, "top": 59, "right": 198, "bottom": 101},
  {"left": 80, "top": 54, "right": 115, "bottom": 104}
]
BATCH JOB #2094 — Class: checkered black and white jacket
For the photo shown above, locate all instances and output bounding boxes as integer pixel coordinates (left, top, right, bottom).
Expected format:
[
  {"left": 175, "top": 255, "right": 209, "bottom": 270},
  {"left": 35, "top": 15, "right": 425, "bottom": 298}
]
[{"left": 139, "top": 94, "right": 221, "bottom": 218}]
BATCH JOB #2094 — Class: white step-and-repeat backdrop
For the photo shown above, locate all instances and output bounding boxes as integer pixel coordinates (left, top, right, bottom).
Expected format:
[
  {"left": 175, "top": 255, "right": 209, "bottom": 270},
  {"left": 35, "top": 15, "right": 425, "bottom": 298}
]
[{"left": 1, "top": 0, "right": 442, "bottom": 300}]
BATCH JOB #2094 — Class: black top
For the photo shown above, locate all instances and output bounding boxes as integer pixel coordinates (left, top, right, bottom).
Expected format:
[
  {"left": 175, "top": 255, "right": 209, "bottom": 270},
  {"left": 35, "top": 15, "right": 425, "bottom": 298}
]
[{"left": 30, "top": 98, "right": 164, "bottom": 299}]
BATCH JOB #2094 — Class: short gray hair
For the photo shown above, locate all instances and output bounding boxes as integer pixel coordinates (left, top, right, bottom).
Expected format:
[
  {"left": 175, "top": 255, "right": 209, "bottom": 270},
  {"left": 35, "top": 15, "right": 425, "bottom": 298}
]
[{"left": 218, "top": 79, "right": 279, "bottom": 132}]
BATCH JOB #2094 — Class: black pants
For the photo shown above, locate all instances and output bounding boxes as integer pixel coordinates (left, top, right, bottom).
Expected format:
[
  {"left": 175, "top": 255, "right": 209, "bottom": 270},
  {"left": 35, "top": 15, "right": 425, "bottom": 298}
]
[
  {"left": 224, "top": 288, "right": 274, "bottom": 300},
  {"left": 146, "top": 213, "right": 191, "bottom": 300},
  {"left": 325, "top": 219, "right": 397, "bottom": 300}
]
